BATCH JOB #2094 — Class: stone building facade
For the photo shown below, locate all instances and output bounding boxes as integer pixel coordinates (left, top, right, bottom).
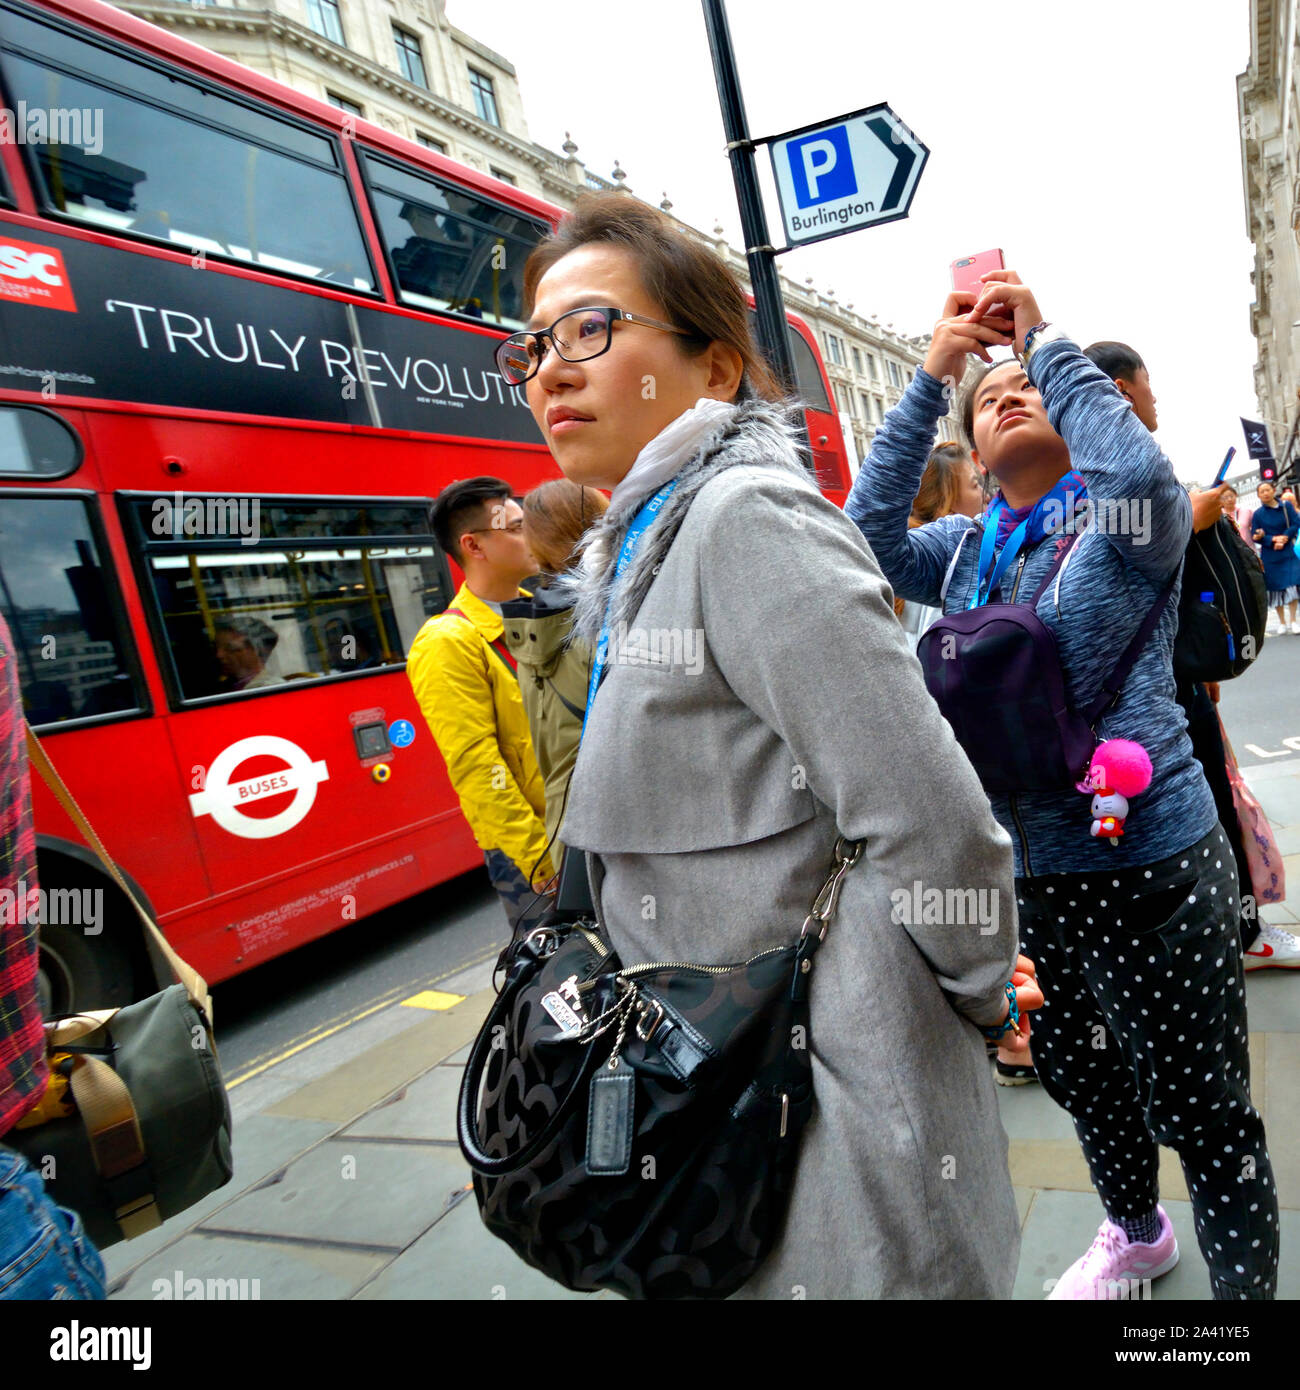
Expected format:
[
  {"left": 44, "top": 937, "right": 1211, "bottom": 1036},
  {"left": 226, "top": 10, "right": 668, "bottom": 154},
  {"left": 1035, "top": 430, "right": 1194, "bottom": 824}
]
[
  {"left": 117, "top": 0, "right": 941, "bottom": 464},
  {"left": 1239, "top": 0, "right": 1300, "bottom": 479}
]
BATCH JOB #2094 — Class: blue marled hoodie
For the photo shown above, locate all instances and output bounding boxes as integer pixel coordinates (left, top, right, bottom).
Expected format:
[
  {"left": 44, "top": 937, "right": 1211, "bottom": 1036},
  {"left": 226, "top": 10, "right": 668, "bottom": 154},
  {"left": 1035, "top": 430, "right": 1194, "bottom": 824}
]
[{"left": 846, "top": 335, "right": 1217, "bottom": 878}]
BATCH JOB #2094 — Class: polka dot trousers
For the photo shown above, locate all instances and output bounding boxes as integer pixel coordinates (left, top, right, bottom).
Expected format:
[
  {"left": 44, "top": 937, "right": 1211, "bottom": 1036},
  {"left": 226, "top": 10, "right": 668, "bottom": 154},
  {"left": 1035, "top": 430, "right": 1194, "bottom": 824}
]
[{"left": 1016, "top": 823, "right": 1279, "bottom": 1300}]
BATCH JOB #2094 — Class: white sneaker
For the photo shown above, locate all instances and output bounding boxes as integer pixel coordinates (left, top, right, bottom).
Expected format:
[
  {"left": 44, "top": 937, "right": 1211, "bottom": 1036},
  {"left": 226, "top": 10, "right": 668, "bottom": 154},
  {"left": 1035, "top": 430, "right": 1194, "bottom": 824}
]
[
  {"left": 1291, "top": 621, "right": 1300, "bottom": 635},
  {"left": 1244, "top": 922, "right": 1300, "bottom": 971}
]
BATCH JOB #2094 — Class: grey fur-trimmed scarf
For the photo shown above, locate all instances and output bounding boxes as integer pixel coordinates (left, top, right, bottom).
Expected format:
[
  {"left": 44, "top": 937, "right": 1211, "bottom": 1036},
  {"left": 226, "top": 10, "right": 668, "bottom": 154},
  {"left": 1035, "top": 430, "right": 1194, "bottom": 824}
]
[{"left": 555, "top": 397, "right": 811, "bottom": 651}]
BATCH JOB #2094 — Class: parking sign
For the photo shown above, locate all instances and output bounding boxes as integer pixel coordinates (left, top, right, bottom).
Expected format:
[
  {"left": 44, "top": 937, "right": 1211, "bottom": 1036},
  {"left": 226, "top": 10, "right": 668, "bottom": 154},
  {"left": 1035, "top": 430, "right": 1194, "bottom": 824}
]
[{"left": 770, "top": 103, "right": 928, "bottom": 249}]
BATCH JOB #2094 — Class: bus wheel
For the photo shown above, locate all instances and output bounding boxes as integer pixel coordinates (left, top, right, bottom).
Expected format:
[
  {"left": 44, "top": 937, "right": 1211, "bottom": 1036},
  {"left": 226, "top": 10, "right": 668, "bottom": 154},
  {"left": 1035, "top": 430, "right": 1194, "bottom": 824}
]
[{"left": 37, "top": 915, "right": 138, "bottom": 1016}]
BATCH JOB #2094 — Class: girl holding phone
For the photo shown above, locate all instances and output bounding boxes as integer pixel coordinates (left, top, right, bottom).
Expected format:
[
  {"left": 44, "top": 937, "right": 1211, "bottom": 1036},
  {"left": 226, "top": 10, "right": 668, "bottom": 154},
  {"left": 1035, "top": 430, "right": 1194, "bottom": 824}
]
[{"left": 847, "top": 270, "right": 1279, "bottom": 1301}]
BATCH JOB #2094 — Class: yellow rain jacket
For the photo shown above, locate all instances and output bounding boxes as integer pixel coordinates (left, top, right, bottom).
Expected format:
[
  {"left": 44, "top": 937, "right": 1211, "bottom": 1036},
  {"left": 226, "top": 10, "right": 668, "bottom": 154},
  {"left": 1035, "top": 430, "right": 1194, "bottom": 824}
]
[{"left": 407, "top": 583, "right": 554, "bottom": 887}]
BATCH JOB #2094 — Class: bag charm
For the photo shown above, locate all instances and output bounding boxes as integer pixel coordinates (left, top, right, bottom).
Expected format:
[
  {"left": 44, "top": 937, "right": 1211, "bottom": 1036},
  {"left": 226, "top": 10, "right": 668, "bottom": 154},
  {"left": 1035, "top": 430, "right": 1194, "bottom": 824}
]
[{"left": 1080, "top": 739, "right": 1152, "bottom": 844}]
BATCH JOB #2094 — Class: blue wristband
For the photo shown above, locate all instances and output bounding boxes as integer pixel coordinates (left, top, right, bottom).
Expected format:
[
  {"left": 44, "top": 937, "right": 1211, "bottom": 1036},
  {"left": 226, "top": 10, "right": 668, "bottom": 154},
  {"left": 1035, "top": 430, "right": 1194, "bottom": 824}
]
[{"left": 979, "top": 980, "right": 1020, "bottom": 1041}]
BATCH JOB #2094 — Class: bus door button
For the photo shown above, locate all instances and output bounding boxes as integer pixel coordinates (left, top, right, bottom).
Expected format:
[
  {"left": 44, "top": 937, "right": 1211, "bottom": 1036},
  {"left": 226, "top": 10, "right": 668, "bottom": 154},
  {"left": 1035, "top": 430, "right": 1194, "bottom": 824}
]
[{"left": 353, "top": 721, "right": 391, "bottom": 763}]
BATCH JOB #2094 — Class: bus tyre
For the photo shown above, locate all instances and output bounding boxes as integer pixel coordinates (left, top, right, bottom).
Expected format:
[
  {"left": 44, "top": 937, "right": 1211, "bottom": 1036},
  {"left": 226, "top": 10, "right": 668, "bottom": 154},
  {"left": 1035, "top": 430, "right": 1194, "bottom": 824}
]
[{"left": 37, "top": 915, "right": 138, "bottom": 1017}]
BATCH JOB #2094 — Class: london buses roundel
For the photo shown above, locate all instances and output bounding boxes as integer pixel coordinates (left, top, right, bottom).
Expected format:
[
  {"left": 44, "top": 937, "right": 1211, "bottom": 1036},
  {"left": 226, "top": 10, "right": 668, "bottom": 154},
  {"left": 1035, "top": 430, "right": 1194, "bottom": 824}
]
[{"left": 188, "top": 735, "right": 329, "bottom": 840}]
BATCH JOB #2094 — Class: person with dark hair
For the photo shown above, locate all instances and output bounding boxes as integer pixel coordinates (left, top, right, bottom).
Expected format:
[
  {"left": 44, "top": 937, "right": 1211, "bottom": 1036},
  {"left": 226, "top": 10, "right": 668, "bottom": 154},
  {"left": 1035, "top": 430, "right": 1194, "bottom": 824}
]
[
  {"left": 1, "top": 612, "right": 106, "bottom": 1298},
  {"left": 500, "top": 480, "right": 609, "bottom": 867},
  {"left": 1250, "top": 479, "right": 1300, "bottom": 634},
  {"left": 213, "top": 615, "right": 281, "bottom": 692},
  {"left": 408, "top": 476, "right": 555, "bottom": 933},
  {"left": 848, "top": 273, "right": 1278, "bottom": 1301},
  {"left": 502, "top": 190, "right": 1037, "bottom": 1299},
  {"left": 1084, "top": 341, "right": 1299, "bottom": 972}
]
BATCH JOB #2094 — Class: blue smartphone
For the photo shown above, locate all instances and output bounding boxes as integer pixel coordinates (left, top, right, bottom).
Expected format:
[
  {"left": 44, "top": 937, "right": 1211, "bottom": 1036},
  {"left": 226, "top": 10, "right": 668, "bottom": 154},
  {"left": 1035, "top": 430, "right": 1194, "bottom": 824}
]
[{"left": 1213, "top": 447, "right": 1236, "bottom": 487}]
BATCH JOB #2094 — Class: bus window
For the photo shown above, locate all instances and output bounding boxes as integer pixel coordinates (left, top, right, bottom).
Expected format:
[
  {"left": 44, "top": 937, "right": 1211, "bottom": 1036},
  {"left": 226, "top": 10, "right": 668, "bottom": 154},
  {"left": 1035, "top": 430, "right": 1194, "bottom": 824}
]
[
  {"left": 0, "top": 406, "right": 82, "bottom": 478},
  {"left": 0, "top": 496, "right": 142, "bottom": 726},
  {"left": 363, "top": 153, "right": 546, "bottom": 328},
  {"left": 126, "top": 498, "right": 454, "bottom": 702},
  {"left": 0, "top": 7, "right": 374, "bottom": 290}
]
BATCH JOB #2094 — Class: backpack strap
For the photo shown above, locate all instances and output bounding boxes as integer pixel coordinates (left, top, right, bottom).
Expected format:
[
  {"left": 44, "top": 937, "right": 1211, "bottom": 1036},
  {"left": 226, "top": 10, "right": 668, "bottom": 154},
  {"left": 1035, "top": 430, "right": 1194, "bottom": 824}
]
[
  {"left": 1081, "top": 570, "right": 1179, "bottom": 727},
  {"left": 1024, "top": 533, "right": 1079, "bottom": 608},
  {"left": 444, "top": 607, "right": 518, "bottom": 678}
]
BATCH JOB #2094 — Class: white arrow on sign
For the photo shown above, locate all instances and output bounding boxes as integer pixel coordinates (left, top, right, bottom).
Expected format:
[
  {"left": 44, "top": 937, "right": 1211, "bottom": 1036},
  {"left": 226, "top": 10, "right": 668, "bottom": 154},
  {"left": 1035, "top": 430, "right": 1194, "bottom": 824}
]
[{"left": 769, "top": 102, "right": 928, "bottom": 249}]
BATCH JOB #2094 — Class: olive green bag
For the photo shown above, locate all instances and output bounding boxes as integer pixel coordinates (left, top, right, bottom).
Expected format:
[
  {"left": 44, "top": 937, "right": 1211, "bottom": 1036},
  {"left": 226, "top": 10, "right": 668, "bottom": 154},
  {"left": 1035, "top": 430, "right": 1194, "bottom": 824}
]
[{"left": 7, "top": 728, "right": 233, "bottom": 1249}]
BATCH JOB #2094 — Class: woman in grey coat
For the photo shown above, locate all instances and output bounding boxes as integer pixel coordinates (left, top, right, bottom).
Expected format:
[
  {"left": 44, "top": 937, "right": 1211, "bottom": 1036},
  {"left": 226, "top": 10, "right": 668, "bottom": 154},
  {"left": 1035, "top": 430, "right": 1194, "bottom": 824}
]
[{"left": 502, "top": 192, "right": 1039, "bottom": 1299}]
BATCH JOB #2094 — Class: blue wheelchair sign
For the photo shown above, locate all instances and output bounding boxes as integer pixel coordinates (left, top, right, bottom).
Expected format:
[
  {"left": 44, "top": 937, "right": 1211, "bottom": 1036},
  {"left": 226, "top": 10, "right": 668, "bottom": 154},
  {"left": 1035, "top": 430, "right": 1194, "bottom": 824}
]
[{"left": 388, "top": 719, "right": 416, "bottom": 749}]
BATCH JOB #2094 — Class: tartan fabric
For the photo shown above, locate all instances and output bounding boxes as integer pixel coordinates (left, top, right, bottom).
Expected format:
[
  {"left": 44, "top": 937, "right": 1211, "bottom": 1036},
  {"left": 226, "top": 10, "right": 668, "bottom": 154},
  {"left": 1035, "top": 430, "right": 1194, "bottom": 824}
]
[{"left": 0, "top": 611, "right": 45, "bottom": 1137}]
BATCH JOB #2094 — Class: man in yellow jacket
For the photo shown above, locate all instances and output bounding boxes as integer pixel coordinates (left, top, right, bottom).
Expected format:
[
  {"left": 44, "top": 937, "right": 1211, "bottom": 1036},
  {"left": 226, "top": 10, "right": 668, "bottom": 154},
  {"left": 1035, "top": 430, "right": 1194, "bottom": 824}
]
[{"left": 408, "top": 477, "right": 555, "bottom": 933}]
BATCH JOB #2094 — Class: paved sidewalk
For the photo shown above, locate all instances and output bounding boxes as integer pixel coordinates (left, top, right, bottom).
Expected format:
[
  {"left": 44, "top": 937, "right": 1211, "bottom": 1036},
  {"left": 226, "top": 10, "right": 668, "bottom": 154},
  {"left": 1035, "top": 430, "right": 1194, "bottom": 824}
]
[{"left": 103, "top": 761, "right": 1300, "bottom": 1302}]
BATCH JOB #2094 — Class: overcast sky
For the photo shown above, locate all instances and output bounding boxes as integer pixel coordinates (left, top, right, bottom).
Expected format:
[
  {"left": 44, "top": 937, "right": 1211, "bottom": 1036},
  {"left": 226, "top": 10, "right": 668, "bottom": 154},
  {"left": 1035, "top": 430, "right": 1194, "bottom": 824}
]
[{"left": 450, "top": 0, "right": 1260, "bottom": 488}]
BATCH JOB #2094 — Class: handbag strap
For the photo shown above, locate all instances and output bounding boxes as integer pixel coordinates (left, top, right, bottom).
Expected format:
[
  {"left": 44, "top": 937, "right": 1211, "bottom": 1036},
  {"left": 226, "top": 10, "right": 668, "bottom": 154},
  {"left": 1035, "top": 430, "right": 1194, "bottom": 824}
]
[{"left": 24, "top": 724, "right": 213, "bottom": 1022}]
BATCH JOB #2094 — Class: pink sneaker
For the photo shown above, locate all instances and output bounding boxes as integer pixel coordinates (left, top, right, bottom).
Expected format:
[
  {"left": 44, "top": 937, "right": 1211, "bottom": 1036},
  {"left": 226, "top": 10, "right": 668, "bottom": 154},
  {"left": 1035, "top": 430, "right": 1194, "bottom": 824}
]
[{"left": 1047, "top": 1206, "right": 1179, "bottom": 1299}]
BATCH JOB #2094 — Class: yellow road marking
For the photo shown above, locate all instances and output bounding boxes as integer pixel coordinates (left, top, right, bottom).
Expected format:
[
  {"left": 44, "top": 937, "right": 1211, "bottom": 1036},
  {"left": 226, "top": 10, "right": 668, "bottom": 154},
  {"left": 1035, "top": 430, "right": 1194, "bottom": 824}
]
[{"left": 400, "top": 989, "right": 465, "bottom": 1011}]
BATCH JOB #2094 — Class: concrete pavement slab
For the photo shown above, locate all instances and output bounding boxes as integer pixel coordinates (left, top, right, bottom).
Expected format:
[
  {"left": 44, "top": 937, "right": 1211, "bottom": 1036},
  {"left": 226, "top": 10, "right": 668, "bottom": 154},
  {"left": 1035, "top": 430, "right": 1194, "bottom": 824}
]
[
  {"left": 1250, "top": 777, "right": 1300, "bottom": 829},
  {"left": 1014, "top": 1187, "right": 1036, "bottom": 1227},
  {"left": 1242, "top": 973, "right": 1300, "bottom": 1033},
  {"left": 109, "top": 1231, "right": 387, "bottom": 1301},
  {"left": 102, "top": 1112, "right": 336, "bottom": 1286},
  {"left": 1275, "top": 823, "right": 1300, "bottom": 857},
  {"left": 352, "top": 1192, "right": 589, "bottom": 1301},
  {"left": 340, "top": 1065, "right": 462, "bottom": 1143},
  {"left": 262, "top": 988, "right": 491, "bottom": 1123},
  {"left": 994, "top": 1074, "right": 1080, "bottom": 1142},
  {"left": 1258, "top": 902, "right": 1299, "bottom": 924},
  {"left": 202, "top": 1138, "right": 470, "bottom": 1250},
  {"left": 1260, "top": 1031, "right": 1300, "bottom": 1204}
]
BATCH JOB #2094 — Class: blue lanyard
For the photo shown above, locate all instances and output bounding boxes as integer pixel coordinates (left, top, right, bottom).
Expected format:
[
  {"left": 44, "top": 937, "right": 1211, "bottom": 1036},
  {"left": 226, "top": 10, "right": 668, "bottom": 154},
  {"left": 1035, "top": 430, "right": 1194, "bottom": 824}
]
[
  {"left": 968, "top": 498, "right": 1033, "bottom": 609},
  {"left": 582, "top": 479, "right": 680, "bottom": 736}
]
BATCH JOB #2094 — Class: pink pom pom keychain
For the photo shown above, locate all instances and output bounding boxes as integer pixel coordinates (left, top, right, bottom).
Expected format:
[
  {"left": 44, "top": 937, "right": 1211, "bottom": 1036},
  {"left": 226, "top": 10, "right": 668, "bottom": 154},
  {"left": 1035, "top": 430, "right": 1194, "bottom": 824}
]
[{"left": 1080, "top": 739, "right": 1152, "bottom": 845}]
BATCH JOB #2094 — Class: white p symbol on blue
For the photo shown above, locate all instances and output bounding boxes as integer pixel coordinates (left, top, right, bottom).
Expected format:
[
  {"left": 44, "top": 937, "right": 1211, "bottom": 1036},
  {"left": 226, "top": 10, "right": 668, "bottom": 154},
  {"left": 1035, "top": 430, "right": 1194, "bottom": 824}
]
[
  {"left": 788, "top": 126, "right": 856, "bottom": 209},
  {"left": 801, "top": 141, "right": 838, "bottom": 200}
]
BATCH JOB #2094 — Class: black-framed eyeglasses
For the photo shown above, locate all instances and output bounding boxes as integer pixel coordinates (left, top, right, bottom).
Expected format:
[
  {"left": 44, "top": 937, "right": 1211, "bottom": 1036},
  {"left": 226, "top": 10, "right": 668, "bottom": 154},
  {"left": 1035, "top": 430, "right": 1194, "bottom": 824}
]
[{"left": 494, "top": 306, "right": 694, "bottom": 386}]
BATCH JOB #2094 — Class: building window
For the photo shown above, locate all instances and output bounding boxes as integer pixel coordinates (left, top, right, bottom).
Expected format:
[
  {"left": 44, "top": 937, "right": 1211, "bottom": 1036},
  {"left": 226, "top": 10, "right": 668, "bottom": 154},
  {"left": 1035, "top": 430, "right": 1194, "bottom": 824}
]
[
  {"left": 326, "top": 92, "right": 363, "bottom": 118},
  {"left": 834, "top": 383, "right": 850, "bottom": 414},
  {"left": 824, "top": 332, "right": 844, "bottom": 367},
  {"left": 469, "top": 68, "right": 500, "bottom": 126},
  {"left": 417, "top": 133, "right": 447, "bottom": 155},
  {"left": 875, "top": 396, "right": 885, "bottom": 421},
  {"left": 860, "top": 392, "right": 874, "bottom": 423},
  {"left": 887, "top": 360, "right": 902, "bottom": 388},
  {"left": 305, "top": 0, "right": 344, "bottom": 46},
  {"left": 866, "top": 353, "right": 878, "bottom": 381},
  {"left": 851, "top": 346, "right": 864, "bottom": 375},
  {"left": 489, "top": 167, "right": 516, "bottom": 186},
  {"left": 394, "top": 26, "right": 428, "bottom": 89}
]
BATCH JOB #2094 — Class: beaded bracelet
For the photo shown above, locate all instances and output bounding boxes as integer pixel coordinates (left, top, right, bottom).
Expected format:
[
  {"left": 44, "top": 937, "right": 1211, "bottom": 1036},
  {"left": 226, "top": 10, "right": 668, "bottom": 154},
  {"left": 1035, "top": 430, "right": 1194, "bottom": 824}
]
[{"left": 979, "top": 980, "right": 1020, "bottom": 1042}]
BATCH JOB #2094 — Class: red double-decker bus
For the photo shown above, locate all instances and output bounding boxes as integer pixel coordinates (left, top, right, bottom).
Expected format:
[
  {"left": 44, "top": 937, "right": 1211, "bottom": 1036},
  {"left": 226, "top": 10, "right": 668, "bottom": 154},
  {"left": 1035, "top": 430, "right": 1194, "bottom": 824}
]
[{"left": 0, "top": 0, "right": 849, "bottom": 1011}]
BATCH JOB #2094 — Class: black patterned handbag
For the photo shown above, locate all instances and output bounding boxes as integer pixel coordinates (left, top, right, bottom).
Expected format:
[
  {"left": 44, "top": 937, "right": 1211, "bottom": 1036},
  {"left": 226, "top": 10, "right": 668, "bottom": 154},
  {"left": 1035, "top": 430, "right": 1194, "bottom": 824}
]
[{"left": 456, "top": 836, "right": 862, "bottom": 1300}]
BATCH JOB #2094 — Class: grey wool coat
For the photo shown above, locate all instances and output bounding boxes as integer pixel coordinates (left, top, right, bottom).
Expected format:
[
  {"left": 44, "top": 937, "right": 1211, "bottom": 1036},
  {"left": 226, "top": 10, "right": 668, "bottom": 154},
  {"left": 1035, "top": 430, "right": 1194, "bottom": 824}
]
[{"left": 559, "top": 398, "right": 1022, "bottom": 1299}]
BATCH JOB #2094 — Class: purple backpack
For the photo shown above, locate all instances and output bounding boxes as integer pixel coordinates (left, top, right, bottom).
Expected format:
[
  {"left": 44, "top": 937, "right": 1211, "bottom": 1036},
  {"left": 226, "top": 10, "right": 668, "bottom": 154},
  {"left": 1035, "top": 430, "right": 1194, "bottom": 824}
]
[{"left": 917, "top": 536, "right": 1176, "bottom": 795}]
